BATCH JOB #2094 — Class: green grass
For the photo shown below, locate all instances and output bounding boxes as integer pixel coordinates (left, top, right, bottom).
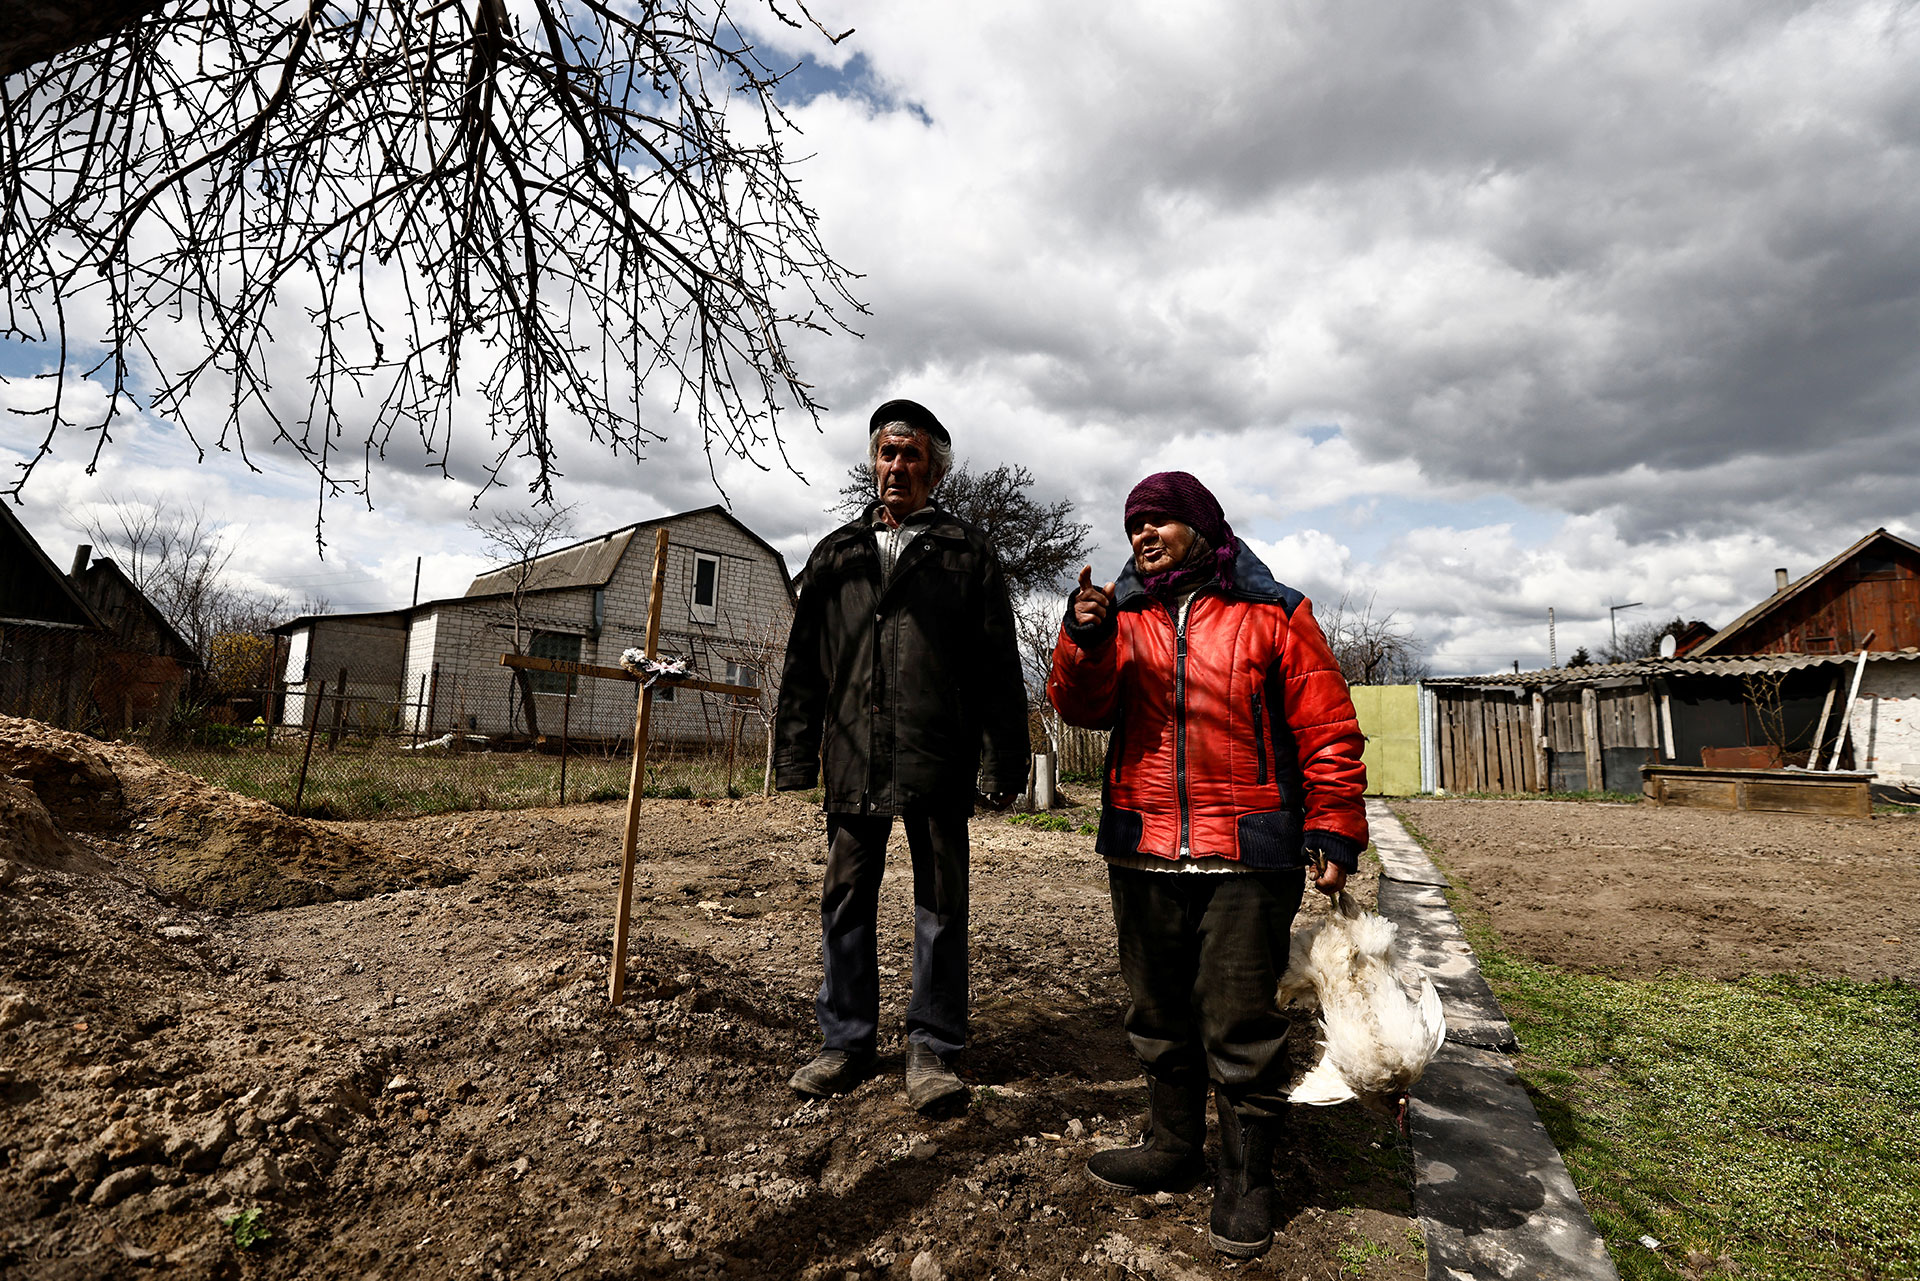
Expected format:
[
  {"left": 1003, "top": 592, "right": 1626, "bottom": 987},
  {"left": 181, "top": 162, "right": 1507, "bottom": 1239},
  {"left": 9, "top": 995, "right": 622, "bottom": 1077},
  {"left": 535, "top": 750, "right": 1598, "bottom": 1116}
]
[
  {"left": 1007, "top": 811, "right": 1097, "bottom": 834},
  {"left": 1393, "top": 809, "right": 1920, "bottom": 1280},
  {"left": 224, "top": 1207, "right": 271, "bottom": 1251},
  {"left": 1493, "top": 962, "right": 1920, "bottom": 1279},
  {"left": 149, "top": 738, "right": 764, "bottom": 820}
]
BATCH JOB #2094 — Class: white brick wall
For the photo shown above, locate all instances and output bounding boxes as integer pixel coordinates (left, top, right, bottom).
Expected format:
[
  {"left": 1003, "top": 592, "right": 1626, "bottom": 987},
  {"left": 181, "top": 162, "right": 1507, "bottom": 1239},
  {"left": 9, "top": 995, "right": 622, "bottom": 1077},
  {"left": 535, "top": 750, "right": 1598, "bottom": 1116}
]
[
  {"left": 1853, "top": 660, "right": 1920, "bottom": 786},
  {"left": 406, "top": 511, "right": 793, "bottom": 744},
  {"left": 279, "top": 626, "right": 311, "bottom": 726},
  {"left": 399, "top": 613, "right": 440, "bottom": 733}
]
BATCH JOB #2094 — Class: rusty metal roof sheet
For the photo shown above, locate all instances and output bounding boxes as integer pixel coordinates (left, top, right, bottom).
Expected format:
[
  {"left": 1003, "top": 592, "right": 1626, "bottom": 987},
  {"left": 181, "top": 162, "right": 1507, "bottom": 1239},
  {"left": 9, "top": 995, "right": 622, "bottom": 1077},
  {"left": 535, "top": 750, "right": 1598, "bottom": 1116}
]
[
  {"left": 1423, "top": 648, "right": 1920, "bottom": 688},
  {"left": 464, "top": 527, "right": 637, "bottom": 597}
]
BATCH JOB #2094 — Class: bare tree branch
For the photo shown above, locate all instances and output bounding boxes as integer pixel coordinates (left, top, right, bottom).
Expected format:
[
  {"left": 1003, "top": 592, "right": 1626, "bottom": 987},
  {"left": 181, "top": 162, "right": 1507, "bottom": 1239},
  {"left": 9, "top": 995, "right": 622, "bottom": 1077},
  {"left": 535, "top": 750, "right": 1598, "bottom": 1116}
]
[
  {"left": 1316, "top": 588, "right": 1430, "bottom": 686},
  {"left": 72, "top": 491, "right": 290, "bottom": 656},
  {"left": 3, "top": 0, "right": 862, "bottom": 539}
]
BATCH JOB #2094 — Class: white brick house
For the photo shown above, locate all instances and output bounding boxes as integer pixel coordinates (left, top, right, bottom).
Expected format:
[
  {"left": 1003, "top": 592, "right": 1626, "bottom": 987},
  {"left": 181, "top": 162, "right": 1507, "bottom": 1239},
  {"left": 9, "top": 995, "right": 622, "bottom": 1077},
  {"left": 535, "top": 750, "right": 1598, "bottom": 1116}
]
[{"left": 275, "top": 506, "right": 794, "bottom": 746}]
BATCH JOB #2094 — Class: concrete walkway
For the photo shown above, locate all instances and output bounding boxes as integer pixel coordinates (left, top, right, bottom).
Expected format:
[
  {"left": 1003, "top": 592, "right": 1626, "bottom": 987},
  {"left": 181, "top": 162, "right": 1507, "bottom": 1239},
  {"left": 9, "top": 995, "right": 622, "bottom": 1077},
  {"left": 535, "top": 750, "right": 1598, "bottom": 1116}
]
[{"left": 1366, "top": 799, "right": 1621, "bottom": 1281}]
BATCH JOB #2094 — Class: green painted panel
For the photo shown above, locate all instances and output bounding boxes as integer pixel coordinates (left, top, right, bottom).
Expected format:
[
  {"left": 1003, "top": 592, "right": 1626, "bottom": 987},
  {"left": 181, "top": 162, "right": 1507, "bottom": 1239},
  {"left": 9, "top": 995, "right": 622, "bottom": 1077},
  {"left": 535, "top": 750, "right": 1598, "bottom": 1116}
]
[{"left": 1351, "top": 684, "right": 1422, "bottom": 795}]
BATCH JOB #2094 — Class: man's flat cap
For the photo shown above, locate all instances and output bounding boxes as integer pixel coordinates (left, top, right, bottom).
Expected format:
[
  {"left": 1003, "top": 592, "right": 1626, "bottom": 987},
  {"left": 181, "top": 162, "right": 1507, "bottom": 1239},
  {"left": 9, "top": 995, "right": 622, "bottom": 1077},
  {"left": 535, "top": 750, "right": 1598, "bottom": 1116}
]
[{"left": 870, "top": 398, "right": 949, "bottom": 445}]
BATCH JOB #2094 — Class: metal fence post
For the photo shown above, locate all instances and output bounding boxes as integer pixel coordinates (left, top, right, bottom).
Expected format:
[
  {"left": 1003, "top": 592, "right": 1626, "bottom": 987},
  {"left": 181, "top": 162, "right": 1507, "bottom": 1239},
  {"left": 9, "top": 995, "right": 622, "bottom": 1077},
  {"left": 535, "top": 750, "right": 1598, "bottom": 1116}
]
[
  {"left": 326, "top": 666, "right": 349, "bottom": 750},
  {"left": 426, "top": 663, "right": 441, "bottom": 738},
  {"left": 263, "top": 640, "right": 281, "bottom": 749},
  {"left": 559, "top": 682, "right": 573, "bottom": 805},
  {"left": 293, "top": 678, "right": 326, "bottom": 814},
  {"left": 411, "top": 673, "right": 427, "bottom": 747}
]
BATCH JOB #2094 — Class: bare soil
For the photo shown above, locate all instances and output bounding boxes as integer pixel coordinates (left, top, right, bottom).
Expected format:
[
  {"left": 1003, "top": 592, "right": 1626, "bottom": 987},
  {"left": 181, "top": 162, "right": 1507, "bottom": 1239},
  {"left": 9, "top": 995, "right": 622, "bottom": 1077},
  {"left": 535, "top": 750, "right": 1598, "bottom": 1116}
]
[
  {"left": 2, "top": 718, "right": 1420, "bottom": 1280},
  {"left": 1391, "top": 798, "right": 1920, "bottom": 981}
]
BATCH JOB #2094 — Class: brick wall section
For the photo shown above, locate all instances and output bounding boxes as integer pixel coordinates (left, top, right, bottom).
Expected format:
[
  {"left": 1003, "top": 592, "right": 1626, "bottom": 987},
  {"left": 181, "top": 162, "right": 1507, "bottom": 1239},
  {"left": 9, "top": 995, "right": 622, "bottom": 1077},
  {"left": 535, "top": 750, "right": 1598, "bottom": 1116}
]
[{"left": 1854, "top": 662, "right": 1920, "bottom": 786}]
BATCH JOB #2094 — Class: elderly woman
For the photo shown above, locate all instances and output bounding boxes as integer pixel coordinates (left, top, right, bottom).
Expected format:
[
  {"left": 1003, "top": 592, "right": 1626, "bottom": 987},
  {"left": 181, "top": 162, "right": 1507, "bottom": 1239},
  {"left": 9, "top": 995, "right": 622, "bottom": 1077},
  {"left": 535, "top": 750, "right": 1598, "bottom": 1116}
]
[{"left": 1047, "top": 471, "right": 1368, "bottom": 1258}]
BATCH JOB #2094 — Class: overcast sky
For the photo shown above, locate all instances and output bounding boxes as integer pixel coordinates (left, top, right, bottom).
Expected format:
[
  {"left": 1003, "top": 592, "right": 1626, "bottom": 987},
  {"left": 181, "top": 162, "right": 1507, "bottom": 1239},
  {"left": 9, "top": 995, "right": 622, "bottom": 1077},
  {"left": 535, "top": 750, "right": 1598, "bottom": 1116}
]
[{"left": 6, "top": 0, "right": 1919, "bottom": 673}]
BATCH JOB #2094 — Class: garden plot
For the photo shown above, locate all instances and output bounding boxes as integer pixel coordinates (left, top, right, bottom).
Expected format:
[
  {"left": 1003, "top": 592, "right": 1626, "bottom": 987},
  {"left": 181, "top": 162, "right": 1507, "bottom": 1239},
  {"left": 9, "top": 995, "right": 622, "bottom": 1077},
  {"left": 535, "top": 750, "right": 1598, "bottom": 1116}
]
[
  {"left": 1392, "top": 798, "right": 1920, "bottom": 980},
  {"left": 2, "top": 719, "right": 1421, "bottom": 1280}
]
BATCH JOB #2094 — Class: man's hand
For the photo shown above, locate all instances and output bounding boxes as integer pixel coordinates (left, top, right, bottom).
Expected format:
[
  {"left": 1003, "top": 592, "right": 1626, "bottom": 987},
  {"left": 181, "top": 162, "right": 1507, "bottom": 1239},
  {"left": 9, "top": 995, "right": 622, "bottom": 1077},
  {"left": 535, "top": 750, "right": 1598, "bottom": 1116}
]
[
  {"left": 977, "top": 791, "right": 1017, "bottom": 812},
  {"left": 1071, "top": 565, "right": 1116, "bottom": 629}
]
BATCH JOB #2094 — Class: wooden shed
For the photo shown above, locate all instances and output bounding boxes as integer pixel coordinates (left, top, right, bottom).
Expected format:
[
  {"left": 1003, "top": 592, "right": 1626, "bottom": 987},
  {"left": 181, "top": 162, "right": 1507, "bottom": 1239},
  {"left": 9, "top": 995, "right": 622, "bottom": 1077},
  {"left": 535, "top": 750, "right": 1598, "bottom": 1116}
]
[
  {"left": 1691, "top": 528, "right": 1920, "bottom": 656},
  {"left": 1422, "top": 651, "right": 1920, "bottom": 794}
]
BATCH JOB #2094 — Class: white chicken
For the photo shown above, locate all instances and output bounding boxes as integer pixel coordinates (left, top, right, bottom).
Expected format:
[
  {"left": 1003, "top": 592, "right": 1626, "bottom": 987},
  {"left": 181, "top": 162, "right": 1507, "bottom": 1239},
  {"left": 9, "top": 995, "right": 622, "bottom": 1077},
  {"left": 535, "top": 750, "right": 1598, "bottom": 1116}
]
[{"left": 1279, "top": 889, "right": 1446, "bottom": 1124}]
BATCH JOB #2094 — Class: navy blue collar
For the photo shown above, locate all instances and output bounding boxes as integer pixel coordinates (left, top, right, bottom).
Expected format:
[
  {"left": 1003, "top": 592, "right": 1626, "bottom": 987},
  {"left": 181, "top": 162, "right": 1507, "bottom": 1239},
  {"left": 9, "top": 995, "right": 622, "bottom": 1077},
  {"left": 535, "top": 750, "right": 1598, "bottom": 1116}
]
[{"left": 1112, "top": 542, "right": 1302, "bottom": 613}]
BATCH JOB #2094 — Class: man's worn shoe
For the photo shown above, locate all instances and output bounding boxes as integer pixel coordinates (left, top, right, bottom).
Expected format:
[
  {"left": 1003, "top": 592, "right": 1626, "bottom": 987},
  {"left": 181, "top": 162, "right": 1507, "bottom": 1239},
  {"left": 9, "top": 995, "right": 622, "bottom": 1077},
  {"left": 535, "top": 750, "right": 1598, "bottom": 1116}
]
[
  {"left": 1085, "top": 1074, "right": 1207, "bottom": 1194},
  {"left": 905, "top": 1043, "right": 968, "bottom": 1112},
  {"left": 789, "top": 1048, "right": 876, "bottom": 1097}
]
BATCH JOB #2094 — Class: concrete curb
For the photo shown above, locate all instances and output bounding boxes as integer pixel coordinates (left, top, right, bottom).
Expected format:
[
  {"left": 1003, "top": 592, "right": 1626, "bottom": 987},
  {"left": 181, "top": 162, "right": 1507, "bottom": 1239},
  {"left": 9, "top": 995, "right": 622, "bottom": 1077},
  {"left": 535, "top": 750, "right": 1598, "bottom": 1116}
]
[{"left": 1366, "top": 800, "right": 1621, "bottom": 1281}]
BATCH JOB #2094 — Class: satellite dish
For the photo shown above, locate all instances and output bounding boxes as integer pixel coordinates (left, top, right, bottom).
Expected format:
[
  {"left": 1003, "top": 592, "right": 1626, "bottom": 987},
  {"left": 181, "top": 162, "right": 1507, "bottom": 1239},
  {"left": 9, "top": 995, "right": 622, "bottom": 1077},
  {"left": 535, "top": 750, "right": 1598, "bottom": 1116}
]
[{"left": 1659, "top": 634, "right": 1678, "bottom": 658}]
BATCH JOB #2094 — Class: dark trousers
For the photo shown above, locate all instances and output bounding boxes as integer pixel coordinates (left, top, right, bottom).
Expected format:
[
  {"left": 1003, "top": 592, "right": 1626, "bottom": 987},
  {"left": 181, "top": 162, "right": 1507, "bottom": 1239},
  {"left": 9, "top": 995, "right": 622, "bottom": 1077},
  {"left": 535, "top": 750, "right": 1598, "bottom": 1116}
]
[
  {"left": 1108, "top": 865, "right": 1304, "bottom": 1120},
  {"left": 816, "top": 810, "right": 970, "bottom": 1058}
]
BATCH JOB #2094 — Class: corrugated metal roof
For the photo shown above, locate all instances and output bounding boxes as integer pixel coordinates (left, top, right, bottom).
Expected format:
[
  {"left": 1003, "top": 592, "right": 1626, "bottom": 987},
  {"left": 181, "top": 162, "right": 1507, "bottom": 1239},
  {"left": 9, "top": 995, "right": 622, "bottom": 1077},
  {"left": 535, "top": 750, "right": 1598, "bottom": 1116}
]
[
  {"left": 1424, "top": 648, "right": 1920, "bottom": 688},
  {"left": 464, "top": 527, "right": 636, "bottom": 597}
]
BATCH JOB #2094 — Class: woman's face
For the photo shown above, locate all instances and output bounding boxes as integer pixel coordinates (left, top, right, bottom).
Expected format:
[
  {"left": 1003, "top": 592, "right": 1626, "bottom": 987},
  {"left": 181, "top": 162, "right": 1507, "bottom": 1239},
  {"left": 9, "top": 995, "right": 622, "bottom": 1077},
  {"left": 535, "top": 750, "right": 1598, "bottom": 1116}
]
[{"left": 1128, "top": 514, "right": 1196, "bottom": 575}]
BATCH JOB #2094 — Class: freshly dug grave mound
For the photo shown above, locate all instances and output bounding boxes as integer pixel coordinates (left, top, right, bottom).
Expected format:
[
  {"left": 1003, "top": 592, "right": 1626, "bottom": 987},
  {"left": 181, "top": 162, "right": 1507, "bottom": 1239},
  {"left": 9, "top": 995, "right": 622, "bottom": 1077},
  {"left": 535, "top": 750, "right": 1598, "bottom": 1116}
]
[
  {"left": 0, "top": 777, "right": 104, "bottom": 872},
  {"left": 0, "top": 715, "right": 463, "bottom": 910}
]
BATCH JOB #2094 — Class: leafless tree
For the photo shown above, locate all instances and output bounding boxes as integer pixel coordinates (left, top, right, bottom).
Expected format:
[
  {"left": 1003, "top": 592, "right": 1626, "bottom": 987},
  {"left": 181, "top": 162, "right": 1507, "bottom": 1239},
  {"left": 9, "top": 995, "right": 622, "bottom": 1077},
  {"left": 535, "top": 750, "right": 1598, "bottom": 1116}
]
[
  {"left": 717, "top": 611, "right": 790, "bottom": 795},
  {"left": 1317, "top": 589, "right": 1429, "bottom": 686},
  {"left": 1603, "top": 615, "right": 1687, "bottom": 664},
  {"left": 3, "top": 0, "right": 861, "bottom": 538},
  {"left": 75, "top": 493, "right": 288, "bottom": 656},
  {"left": 835, "top": 459, "right": 1093, "bottom": 598},
  {"left": 467, "top": 502, "right": 576, "bottom": 740}
]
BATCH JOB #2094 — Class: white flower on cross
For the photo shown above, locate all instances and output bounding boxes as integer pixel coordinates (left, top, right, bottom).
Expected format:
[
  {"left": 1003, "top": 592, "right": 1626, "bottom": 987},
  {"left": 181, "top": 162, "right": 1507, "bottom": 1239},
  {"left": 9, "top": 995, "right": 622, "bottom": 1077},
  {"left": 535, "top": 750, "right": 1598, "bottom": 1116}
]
[{"left": 619, "top": 649, "right": 688, "bottom": 689}]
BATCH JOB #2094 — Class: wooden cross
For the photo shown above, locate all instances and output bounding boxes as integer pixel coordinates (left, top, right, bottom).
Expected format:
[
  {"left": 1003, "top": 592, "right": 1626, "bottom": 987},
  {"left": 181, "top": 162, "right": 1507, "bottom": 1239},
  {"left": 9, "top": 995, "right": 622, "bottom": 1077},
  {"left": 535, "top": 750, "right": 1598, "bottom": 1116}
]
[{"left": 498, "top": 528, "right": 760, "bottom": 1004}]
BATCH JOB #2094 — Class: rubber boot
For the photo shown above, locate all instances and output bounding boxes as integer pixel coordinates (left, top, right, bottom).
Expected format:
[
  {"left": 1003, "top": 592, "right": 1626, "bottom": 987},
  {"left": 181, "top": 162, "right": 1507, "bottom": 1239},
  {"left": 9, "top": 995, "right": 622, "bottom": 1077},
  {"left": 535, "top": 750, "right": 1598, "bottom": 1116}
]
[
  {"left": 1086, "top": 1074, "right": 1207, "bottom": 1193},
  {"left": 1209, "top": 1094, "right": 1277, "bottom": 1257}
]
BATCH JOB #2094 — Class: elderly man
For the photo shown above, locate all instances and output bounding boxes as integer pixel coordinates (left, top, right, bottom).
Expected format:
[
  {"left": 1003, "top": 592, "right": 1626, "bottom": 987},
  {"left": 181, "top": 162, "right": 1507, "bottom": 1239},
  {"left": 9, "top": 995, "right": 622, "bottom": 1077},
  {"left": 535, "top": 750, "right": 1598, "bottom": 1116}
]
[{"left": 774, "top": 398, "right": 1030, "bottom": 1110}]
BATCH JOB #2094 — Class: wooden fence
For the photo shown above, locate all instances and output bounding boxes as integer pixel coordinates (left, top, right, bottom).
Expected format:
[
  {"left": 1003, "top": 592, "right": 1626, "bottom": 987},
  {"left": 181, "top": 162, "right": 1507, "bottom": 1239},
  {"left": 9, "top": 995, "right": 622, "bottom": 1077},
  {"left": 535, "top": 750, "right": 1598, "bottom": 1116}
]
[
  {"left": 1057, "top": 723, "right": 1108, "bottom": 779},
  {"left": 1432, "top": 679, "right": 1660, "bottom": 794}
]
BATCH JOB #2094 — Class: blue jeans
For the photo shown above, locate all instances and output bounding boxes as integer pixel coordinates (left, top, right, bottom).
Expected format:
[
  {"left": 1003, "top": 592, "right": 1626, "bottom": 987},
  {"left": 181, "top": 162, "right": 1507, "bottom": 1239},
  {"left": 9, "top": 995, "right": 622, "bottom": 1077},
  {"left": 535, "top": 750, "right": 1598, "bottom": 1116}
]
[{"left": 816, "top": 810, "right": 970, "bottom": 1058}]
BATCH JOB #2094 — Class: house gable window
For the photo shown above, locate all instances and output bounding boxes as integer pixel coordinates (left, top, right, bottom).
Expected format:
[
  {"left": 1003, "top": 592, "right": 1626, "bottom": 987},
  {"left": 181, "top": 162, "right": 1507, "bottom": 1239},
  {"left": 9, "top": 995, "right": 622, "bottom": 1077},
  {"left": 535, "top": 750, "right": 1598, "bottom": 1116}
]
[
  {"left": 690, "top": 552, "right": 720, "bottom": 624},
  {"left": 527, "top": 632, "right": 581, "bottom": 694},
  {"left": 1852, "top": 553, "right": 1898, "bottom": 580}
]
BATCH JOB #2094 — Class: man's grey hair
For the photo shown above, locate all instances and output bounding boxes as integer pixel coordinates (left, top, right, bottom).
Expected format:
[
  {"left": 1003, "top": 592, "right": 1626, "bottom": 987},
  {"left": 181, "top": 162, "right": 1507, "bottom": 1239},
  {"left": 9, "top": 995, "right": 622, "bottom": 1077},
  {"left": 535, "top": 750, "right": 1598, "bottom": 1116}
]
[{"left": 869, "top": 421, "right": 952, "bottom": 488}]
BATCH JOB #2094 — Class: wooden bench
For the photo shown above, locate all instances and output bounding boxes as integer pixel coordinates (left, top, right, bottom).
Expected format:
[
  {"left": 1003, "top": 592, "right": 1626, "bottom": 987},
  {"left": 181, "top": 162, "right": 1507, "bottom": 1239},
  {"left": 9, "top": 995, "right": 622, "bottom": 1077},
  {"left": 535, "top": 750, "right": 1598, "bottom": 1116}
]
[{"left": 1640, "top": 764, "right": 1875, "bottom": 819}]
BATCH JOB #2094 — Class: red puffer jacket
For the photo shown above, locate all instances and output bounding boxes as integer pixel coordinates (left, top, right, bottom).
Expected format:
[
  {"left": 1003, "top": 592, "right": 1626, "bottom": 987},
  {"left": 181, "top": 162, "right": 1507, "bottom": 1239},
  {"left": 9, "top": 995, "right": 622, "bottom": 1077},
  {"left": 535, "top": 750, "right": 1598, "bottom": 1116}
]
[{"left": 1048, "top": 545, "right": 1369, "bottom": 869}]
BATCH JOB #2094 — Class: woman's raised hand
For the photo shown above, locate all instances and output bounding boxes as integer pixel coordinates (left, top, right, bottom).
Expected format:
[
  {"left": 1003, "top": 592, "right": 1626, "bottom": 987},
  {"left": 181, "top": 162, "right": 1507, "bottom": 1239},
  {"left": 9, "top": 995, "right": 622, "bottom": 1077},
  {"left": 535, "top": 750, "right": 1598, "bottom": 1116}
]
[{"left": 1071, "top": 565, "right": 1116, "bottom": 628}]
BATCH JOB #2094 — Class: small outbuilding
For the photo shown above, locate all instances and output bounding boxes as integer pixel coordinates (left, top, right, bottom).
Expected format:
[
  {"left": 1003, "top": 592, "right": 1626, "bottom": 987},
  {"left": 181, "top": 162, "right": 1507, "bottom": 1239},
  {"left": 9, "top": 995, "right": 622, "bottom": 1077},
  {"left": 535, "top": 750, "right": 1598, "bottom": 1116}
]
[
  {"left": 273, "top": 506, "right": 795, "bottom": 747},
  {"left": 1423, "top": 527, "right": 1920, "bottom": 797},
  {"left": 0, "top": 506, "right": 199, "bottom": 731}
]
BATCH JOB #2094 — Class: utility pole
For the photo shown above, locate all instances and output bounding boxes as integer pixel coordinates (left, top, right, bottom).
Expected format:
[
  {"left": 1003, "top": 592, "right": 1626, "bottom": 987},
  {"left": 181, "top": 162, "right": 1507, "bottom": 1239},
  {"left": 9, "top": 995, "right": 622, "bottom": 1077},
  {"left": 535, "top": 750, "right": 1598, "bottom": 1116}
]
[
  {"left": 1609, "top": 600, "right": 1643, "bottom": 658},
  {"left": 412, "top": 556, "right": 422, "bottom": 608}
]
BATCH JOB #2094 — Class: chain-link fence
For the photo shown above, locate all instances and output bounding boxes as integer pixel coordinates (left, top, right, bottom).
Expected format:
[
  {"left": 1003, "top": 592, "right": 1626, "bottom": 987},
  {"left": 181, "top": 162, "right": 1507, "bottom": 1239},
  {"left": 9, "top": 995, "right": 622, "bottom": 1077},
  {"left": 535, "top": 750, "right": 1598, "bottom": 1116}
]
[
  {"left": 0, "top": 620, "right": 195, "bottom": 737},
  {"left": 201, "top": 655, "right": 776, "bottom": 818},
  {"left": 2, "top": 626, "right": 776, "bottom": 819}
]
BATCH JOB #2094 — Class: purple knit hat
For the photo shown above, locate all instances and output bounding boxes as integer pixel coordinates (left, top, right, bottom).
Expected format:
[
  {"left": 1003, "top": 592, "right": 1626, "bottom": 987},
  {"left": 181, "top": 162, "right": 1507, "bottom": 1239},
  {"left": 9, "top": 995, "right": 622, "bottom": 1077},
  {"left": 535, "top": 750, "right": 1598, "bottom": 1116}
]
[{"left": 1124, "top": 471, "right": 1238, "bottom": 591}]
